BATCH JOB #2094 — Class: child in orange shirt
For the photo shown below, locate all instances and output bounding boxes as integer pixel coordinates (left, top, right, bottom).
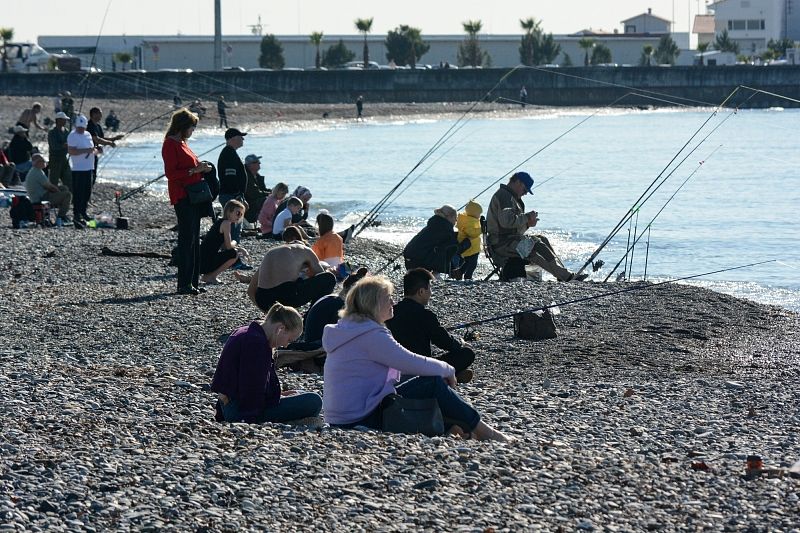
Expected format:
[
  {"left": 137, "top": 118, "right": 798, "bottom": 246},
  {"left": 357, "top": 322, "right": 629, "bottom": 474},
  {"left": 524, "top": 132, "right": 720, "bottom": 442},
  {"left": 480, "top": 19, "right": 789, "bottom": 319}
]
[{"left": 311, "top": 212, "right": 345, "bottom": 271}]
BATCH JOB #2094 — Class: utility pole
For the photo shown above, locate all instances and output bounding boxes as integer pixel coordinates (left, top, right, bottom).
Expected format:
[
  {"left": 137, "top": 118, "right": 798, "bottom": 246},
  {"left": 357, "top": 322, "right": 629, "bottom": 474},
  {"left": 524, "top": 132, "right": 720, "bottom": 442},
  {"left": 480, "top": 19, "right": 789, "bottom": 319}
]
[{"left": 214, "top": 0, "right": 222, "bottom": 70}]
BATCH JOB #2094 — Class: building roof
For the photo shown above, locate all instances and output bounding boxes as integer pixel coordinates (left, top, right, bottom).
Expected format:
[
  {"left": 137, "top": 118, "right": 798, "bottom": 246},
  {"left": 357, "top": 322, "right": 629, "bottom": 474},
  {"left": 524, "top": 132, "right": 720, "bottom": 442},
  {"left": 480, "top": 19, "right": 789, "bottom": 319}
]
[
  {"left": 621, "top": 12, "right": 672, "bottom": 24},
  {"left": 693, "top": 15, "right": 716, "bottom": 34}
]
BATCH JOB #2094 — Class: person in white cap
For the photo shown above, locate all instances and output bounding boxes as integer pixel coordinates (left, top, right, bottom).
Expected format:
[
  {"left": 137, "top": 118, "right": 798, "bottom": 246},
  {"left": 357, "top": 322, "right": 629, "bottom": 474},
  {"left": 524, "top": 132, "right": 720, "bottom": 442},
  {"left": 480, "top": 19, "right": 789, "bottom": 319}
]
[
  {"left": 47, "top": 112, "right": 72, "bottom": 190},
  {"left": 7, "top": 125, "right": 33, "bottom": 176},
  {"left": 67, "top": 114, "right": 96, "bottom": 228}
]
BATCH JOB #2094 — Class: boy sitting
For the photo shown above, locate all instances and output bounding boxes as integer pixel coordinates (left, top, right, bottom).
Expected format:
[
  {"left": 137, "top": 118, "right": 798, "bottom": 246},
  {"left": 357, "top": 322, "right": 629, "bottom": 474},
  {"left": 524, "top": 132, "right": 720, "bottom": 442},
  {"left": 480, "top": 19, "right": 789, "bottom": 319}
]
[{"left": 271, "top": 196, "right": 303, "bottom": 239}]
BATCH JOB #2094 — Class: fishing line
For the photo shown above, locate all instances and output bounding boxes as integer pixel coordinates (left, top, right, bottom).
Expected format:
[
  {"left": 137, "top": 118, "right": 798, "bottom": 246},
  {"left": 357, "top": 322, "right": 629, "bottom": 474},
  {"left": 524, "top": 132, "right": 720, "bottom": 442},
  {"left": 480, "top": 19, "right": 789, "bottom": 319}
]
[
  {"left": 573, "top": 86, "right": 744, "bottom": 277},
  {"left": 602, "top": 144, "right": 724, "bottom": 282},
  {"left": 739, "top": 85, "right": 800, "bottom": 105},
  {"left": 643, "top": 226, "right": 652, "bottom": 280},
  {"left": 353, "top": 67, "right": 524, "bottom": 235},
  {"left": 446, "top": 259, "right": 776, "bottom": 331},
  {"left": 192, "top": 71, "right": 286, "bottom": 105},
  {"left": 78, "top": 0, "right": 114, "bottom": 115},
  {"left": 628, "top": 209, "right": 640, "bottom": 279}
]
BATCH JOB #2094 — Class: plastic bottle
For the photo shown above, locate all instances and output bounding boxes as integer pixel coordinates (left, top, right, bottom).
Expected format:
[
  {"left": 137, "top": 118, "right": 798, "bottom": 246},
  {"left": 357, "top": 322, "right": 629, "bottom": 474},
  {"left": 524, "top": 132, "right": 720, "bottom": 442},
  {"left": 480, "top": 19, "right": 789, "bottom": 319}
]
[{"left": 55, "top": 217, "right": 63, "bottom": 228}]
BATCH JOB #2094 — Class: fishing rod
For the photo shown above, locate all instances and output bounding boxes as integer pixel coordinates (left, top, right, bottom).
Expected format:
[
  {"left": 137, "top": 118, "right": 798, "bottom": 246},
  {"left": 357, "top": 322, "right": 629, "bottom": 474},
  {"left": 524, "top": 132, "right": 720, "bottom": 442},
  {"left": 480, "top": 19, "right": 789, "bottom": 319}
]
[
  {"left": 78, "top": 0, "right": 114, "bottom": 115},
  {"left": 115, "top": 140, "right": 226, "bottom": 203},
  {"left": 643, "top": 226, "right": 651, "bottom": 280},
  {"left": 739, "top": 86, "right": 800, "bottom": 105},
  {"left": 623, "top": 215, "right": 633, "bottom": 281},
  {"left": 446, "top": 259, "right": 776, "bottom": 331},
  {"left": 353, "top": 67, "right": 524, "bottom": 236},
  {"left": 572, "top": 86, "right": 744, "bottom": 278},
  {"left": 602, "top": 144, "right": 723, "bottom": 282}
]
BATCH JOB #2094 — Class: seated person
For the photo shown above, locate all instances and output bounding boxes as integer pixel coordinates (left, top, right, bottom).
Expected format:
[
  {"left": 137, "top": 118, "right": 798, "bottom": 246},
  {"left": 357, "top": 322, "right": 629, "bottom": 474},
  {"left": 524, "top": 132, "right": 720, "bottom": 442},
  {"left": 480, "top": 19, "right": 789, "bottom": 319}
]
[
  {"left": 311, "top": 213, "right": 345, "bottom": 269},
  {"left": 247, "top": 242, "right": 337, "bottom": 312},
  {"left": 403, "top": 204, "right": 466, "bottom": 275},
  {"left": 25, "top": 154, "right": 72, "bottom": 223},
  {"left": 243, "top": 154, "right": 270, "bottom": 223},
  {"left": 271, "top": 196, "right": 303, "bottom": 239},
  {"left": 275, "top": 186, "right": 315, "bottom": 236},
  {"left": 322, "top": 276, "right": 512, "bottom": 442},
  {"left": 454, "top": 200, "right": 483, "bottom": 280},
  {"left": 303, "top": 267, "right": 368, "bottom": 346},
  {"left": 487, "top": 171, "right": 586, "bottom": 282},
  {"left": 282, "top": 225, "right": 310, "bottom": 246},
  {"left": 8, "top": 126, "right": 34, "bottom": 176},
  {"left": 210, "top": 302, "right": 322, "bottom": 423},
  {"left": 104, "top": 110, "right": 120, "bottom": 132},
  {"left": 387, "top": 268, "right": 475, "bottom": 383},
  {"left": 199, "top": 199, "right": 248, "bottom": 285},
  {"left": 1, "top": 144, "right": 18, "bottom": 187},
  {"left": 258, "top": 182, "right": 289, "bottom": 235}
]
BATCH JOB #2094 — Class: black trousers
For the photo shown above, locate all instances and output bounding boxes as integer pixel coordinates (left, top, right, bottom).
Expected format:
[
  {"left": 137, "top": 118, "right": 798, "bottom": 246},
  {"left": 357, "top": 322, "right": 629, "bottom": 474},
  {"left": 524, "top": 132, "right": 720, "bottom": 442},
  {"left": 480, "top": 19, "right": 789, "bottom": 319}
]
[
  {"left": 438, "top": 346, "right": 475, "bottom": 374},
  {"left": 255, "top": 272, "right": 337, "bottom": 312},
  {"left": 71, "top": 170, "right": 93, "bottom": 221},
  {"left": 174, "top": 198, "right": 203, "bottom": 291}
]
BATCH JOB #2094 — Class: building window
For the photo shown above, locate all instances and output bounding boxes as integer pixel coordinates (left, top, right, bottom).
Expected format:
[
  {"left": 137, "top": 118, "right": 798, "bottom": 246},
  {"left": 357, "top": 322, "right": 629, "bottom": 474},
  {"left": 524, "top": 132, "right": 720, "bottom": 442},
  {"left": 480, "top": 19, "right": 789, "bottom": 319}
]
[
  {"left": 746, "top": 19, "right": 764, "bottom": 30},
  {"left": 625, "top": 24, "right": 636, "bottom": 33},
  {"left": 728, "top": 19, "right": 747, "bottom": 30}
]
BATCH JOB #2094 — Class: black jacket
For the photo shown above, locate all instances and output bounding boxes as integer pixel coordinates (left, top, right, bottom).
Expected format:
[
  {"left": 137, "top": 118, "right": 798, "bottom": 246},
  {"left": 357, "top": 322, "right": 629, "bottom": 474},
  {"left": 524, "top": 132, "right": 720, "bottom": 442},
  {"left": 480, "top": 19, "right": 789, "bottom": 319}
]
[
  {"left": 217, "top": 145, "right": 247, "bottom": 196},
  {"left": 403, "top": 215, "right": 458, "bottom": 273},
  {"left": 386, "top": 298, "right": 461, "bottom": 357},
  {"left": 8, "top": 135, "right": 33, "bottom": 164}
]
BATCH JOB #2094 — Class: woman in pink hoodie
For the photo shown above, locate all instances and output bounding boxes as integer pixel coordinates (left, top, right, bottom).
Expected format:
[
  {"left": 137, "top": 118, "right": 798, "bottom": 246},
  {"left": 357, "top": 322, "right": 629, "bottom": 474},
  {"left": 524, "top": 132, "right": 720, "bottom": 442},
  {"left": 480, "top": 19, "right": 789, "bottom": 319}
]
[{"left": 322, "top": 276, "right": 513, "bottom": 442}]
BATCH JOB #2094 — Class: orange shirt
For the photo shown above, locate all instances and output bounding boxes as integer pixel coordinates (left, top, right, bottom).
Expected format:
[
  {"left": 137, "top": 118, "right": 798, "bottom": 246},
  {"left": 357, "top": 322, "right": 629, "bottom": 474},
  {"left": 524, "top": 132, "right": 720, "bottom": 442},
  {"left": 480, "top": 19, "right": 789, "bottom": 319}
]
[{"left": 312, "top": 231, "right": 344, "bottom": 262}]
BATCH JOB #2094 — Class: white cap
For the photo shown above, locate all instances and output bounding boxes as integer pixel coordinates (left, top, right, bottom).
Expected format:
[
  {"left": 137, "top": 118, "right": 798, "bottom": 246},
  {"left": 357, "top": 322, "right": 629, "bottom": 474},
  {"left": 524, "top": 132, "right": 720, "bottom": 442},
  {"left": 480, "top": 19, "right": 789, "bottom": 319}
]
[
  {"left": 13, "top": 125, "right": 28, "bottom": 133},
  {"left": 55, "top": 111, "right": 69, "bottom": 120},
  {"left": 74, "top": 114, "right": 88, "bottom": 128}
]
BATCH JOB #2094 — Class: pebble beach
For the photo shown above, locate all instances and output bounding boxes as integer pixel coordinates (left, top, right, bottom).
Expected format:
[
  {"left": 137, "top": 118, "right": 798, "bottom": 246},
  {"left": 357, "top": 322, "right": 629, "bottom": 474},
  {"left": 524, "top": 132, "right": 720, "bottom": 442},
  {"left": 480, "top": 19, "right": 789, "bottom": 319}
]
[{"left": 1, "top": 178, "right": 799, "bottom": 531}]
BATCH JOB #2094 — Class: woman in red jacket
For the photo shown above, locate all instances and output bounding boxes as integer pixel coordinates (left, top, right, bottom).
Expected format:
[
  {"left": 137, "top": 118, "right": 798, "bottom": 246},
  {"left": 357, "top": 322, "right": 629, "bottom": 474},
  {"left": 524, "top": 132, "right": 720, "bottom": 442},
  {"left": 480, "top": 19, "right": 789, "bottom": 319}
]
[{"left": 162, "top": 109, "right": 211, "bottom": 295}]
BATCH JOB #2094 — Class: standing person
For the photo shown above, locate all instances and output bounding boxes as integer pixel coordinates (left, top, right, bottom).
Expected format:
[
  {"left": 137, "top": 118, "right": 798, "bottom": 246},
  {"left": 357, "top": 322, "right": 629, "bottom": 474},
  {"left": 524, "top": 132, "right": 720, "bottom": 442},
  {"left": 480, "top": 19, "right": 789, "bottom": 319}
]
[
  {"left": 210, "top": 302, "right": 322, "bottom": 424},
  {"left": 519, "top": 86, "right": 528, "bottom": 109},
  {"left": 104, "top": 110, "right": 120, "bottom": 132},
  {"left": 217, "top": 127, "right": 251, "bottom": 269},
  {"left": 486, "top": 171, "right": 586, "bottom": 282},
  {"left": 356, "top": 95, "right": 364, "bottom": 121},
  {"left": 454, "top": 200, "right": 483, "bottom": 280},
  {"left": 243, "top": 154, "right": 270, "bottom": 223},
  {"left": 17, "top": 102, "right": 47, "bottom": 132},
  {"left": 8, "top": 126, "right": 34, "bottom": 176},
  {"left": 322, "top": 276, "right": 513, "bottom": 442},
  {"left": 61, "top": 92, "right": 75, "bottom": 123},
  {"left": 67, "top": 115, "right": 96, "bottom": 227},
  {"left": 87, "top": 107, "right": 123, "bottom": 186},
  {"left": 217, "top": 96, "right": 228, "bottom": 128},
  {"left": 25, "top": 154, "right": 72, "bottom": 224},
  {"left": 162, "top": 108, "right": 213, "bottom": 295},
  {"left": 258, "top": 182, "right": 289, "bottom": 236},
  {"left": 199, "top": 199, "right": 248, "bottom": 285},
  {"left": 53, "top": 92, "right": 62, "bottom": 114},
  {"left": 47, "top": 112, "right": 72, "bottom": 191},
  {"left": 387, "top": 268, "right": 476, "bottom": 382},
  {"left": 173, "top": 93, "right": 182, "bottom": 109}
]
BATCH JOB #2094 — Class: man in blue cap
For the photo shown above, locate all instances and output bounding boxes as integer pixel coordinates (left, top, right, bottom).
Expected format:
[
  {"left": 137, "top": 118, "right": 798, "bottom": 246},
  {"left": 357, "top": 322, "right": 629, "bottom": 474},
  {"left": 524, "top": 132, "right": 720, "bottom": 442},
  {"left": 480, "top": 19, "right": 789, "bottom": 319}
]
[{"left": 486, "top": 171, "right": 586, "bottom": 282}]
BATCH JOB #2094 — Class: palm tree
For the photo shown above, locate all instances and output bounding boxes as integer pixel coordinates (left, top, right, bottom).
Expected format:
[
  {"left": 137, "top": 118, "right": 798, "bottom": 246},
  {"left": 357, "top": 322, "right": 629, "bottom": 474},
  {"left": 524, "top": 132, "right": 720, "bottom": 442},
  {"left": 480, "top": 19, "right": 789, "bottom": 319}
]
[
  {"left": 355, "top": 17, "right": 374, "bottom": 69},
  {"left": 578, "top": 37, "right": 595, "bottom": 66},
  {"left": 0, "top": 27, "right": 14, "bottom": 73},
  {"left": 463, "top": 19, "right": 483, "bottom": 38},
  {"left": 113, "top": 52, "right": 133, "bottom": 71},
  {"left": 309, "top": 31, "right": 324, "bottom": 69},
  {"left": 641, "top": 44, "right": 654, "bottom": 66},
  {"left": 696, "top": 42, "right": 710, "bottom": 66},
  {"left": 519, "top": 17, "right": 541, "bottom": 66},
  {"left": 714, "top": 29, "right": 740, "bottom": 54},
  {"left": 459, "top": 20, "right": 489, "bottom": 67}
]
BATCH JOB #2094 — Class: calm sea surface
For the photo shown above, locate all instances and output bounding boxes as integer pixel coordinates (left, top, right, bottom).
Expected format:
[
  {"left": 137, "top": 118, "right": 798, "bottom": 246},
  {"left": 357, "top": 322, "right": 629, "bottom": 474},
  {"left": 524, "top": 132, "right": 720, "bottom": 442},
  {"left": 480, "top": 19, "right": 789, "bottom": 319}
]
[{"left": 98, "top": 108, "right": 800, "bottom": 311}]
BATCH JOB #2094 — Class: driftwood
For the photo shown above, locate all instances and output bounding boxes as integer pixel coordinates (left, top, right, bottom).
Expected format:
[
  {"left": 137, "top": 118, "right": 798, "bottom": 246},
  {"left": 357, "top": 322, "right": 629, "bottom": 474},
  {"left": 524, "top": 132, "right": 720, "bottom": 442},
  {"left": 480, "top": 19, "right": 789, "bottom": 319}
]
[{"left": 101, "top": 246, "right": 171, "bottom": 259}]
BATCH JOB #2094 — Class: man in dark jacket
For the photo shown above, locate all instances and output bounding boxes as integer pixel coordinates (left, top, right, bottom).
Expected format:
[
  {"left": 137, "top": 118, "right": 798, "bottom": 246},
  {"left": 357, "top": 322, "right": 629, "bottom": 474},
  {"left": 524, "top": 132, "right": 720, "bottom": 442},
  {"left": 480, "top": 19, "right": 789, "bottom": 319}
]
[
  {"left": 8, "top": 126, "right": 34, "bottom": 176},
  {"left": 387, "top": 268, "right": 475, "bottom": 383},
  {"left": 403, "top": 205, "right": 466, "bottom": 275},
  {"left": 218, "top": 128, "right": 252, "bottom": 269},
  {"left": 487, "top": 171, "right": 586, "bottom": 282},
  {"left": 243, "top": 153, "right": 270, "bottom": 223}
]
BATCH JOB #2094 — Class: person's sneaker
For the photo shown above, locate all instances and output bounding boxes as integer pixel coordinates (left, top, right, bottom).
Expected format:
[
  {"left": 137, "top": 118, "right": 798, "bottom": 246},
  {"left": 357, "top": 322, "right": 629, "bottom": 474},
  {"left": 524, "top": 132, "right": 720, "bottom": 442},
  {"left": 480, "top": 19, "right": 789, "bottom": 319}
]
[
  {"left": 73, "top": 219, "right": 86, "bottom": 230},
  {"left": 455, "top": 369, "right": 474, "bottom": 384},
  {"left": 59, "top": 215, "right": 72, "bottom": 224}
]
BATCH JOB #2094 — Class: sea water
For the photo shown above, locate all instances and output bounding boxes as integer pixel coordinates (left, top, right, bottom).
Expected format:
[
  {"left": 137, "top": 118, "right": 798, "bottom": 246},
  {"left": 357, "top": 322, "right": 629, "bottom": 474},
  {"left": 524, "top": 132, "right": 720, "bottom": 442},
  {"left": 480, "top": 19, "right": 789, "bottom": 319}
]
[{"left": 97, "top": 108, "right": 800, "bottom": 312}]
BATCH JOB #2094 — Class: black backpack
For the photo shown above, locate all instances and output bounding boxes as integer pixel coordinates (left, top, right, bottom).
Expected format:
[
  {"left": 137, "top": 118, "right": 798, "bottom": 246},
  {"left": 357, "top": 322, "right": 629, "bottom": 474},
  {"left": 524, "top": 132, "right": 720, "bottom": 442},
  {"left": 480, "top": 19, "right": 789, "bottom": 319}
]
[{"left": 9, "top": 195, "right": 34, "bottom": 229}]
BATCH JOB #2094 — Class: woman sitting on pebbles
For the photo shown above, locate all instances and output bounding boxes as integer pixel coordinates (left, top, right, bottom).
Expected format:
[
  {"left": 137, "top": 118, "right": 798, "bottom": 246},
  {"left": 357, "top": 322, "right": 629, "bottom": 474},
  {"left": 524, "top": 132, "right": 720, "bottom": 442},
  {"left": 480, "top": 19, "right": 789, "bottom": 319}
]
[
  {"left": 258, "top": 182, "right": 289, "bottom": 236},
  {"left": 322, "top": 276, "right": 513, "bottom": 442},
  {"left": 199, "top": 199, "right": 249, "bottom": 285},
  {"left": 210, "top": 303, "right": 322, "bottom": 423}
]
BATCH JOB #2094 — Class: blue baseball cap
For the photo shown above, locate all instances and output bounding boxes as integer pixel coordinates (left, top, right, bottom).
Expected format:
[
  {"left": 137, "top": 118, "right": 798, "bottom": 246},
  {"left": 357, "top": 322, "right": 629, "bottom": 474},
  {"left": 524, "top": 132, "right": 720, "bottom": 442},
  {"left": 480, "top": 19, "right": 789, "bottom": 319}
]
[{"left": 514, "top": 171, "right": 534, "bottom": 194}]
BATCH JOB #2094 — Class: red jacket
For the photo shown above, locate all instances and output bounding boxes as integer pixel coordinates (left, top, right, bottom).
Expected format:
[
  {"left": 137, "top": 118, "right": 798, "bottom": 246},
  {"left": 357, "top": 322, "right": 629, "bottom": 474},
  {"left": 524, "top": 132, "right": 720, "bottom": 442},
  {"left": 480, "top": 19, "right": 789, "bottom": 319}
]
[{"left": 162, "top": 136, "right": 202, "bottom": 205}]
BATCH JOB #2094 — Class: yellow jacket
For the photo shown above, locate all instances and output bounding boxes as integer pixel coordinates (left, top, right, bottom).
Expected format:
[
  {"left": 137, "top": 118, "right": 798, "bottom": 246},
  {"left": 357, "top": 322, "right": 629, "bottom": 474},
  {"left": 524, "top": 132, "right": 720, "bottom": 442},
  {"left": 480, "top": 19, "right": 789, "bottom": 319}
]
[{"left": 456, "top": 212, "right": 482, "bottom": 257}]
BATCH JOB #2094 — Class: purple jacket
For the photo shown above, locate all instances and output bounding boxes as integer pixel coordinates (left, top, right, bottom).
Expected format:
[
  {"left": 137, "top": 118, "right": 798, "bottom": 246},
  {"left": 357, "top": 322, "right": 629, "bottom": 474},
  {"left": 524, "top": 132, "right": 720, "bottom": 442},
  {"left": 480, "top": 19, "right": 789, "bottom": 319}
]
[
  {"left": 322, "top": 317, "right": 455, "bottom": 425},
  {"left": 210, "top": 322, "right": 280, "bottom": 423}
]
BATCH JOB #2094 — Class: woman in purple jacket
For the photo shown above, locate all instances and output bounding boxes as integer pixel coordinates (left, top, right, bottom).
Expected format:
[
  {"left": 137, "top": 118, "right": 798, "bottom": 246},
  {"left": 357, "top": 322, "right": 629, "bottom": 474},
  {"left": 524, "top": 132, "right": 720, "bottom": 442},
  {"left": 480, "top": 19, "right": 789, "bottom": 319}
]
[
  {"left": 211, "top": 303, "right": 322, "bottom": 423},
  {"left": 322, "top": 276, "right": 513, "bottom": 442}
]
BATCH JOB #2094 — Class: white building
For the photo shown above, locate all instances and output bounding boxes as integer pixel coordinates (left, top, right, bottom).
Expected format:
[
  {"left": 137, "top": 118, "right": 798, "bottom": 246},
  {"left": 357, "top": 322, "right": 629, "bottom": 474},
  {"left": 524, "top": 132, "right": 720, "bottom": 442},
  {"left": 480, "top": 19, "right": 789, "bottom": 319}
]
[
  {"left": 621, "top": 9, "right": 672, "bottom": 34},
  {"left": 707, "top": 0, "right": 800, "bottom": 54}
]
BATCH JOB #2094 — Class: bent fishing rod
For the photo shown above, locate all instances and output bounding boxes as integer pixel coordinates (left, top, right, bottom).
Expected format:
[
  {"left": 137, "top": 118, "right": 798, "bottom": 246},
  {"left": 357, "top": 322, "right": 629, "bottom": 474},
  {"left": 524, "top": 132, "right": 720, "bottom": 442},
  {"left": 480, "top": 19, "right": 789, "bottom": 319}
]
[
  {"left": 573, "top": 86, "right": 744, "bottom": 278},
  {"left": 602, "top": 144, "right": 723, "bottom": 282},
  {"left": 353, "top": 67, "right": 524, "bottom": 236},
  {"left": 446, "top": 259, "right": 776, "bottom": 331},
  {"left": 115, "top": 141, "right": 226, "bottom": 204}
]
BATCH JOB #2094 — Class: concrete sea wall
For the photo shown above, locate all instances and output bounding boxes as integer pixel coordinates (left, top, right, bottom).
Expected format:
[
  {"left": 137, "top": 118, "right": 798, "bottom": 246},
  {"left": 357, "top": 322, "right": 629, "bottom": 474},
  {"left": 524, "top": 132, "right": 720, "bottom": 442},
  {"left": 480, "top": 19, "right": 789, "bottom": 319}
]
[{"left": 2, "top": 66, "right": 798, "bottom": 108}]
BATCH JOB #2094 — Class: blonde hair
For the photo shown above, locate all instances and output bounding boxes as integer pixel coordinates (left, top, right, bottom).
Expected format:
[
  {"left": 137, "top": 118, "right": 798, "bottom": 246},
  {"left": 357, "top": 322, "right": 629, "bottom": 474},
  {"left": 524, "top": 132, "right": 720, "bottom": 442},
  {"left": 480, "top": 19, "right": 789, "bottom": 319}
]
[
  {"left": 264, "top": 302, "right": 303, "bottom": 334},
  {"left": 341, "top": 276, "right": 394, "bottom": 323},
  {"left": 165, "top": 108, "right": 199, "bottom": 139},
  {"left": 223, "top": 199, "right": 246, "bottom": 219},
  {"left": 272, "top": 182, "right": 289, "bottom": 196}
]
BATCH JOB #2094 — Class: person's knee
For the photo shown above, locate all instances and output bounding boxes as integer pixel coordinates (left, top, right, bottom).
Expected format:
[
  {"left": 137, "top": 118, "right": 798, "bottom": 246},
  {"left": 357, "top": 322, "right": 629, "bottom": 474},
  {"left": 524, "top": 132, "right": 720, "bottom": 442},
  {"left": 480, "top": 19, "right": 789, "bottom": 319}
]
[
  {"left": 458, "top": 346, "right": 476, "bottom": 367},
  {"left": 306, "top": 393, "right": 323, "bottom": 416}
]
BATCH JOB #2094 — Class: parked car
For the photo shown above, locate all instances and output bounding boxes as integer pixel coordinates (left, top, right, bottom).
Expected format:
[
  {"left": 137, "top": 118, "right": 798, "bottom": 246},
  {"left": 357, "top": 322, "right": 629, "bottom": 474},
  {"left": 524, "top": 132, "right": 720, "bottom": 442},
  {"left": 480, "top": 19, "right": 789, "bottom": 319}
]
[
  {"left": 224, "top": 66, "right": 246, "bottom": 71},
  {"left": 157, "top": 68, "right": 193, "bottom": 73},
  {"left": 344, "top": 60, "right": 381, "bottom": 70},
  {"left": 248, "top": 67, "right": 273, "bottom": 72},
  {"left": 305, "top": 66, "right": 328, "bottom": 71}
]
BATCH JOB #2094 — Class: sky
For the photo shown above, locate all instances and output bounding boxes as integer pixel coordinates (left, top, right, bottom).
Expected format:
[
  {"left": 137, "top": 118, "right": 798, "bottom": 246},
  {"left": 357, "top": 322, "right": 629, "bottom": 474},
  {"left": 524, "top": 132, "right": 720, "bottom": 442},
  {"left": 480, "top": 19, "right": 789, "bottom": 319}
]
[{"left": 8, "top": 0, "right": 711, "bottom": 42}]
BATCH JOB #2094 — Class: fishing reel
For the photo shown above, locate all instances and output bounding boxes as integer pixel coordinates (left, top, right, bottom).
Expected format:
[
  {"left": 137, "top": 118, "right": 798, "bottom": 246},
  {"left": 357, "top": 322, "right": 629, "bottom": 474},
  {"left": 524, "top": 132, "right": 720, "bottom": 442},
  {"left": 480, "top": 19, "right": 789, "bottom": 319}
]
[{"left": 592, "top": 259, "right": 605, "bottom": 272}]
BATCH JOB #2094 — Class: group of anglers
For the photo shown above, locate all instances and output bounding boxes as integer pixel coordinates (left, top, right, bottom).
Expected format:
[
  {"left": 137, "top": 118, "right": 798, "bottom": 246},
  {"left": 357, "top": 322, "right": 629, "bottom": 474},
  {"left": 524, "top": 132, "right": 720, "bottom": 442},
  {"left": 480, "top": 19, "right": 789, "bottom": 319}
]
[{"left": 161, "top": 105, "right": 591, "bottom": 441}]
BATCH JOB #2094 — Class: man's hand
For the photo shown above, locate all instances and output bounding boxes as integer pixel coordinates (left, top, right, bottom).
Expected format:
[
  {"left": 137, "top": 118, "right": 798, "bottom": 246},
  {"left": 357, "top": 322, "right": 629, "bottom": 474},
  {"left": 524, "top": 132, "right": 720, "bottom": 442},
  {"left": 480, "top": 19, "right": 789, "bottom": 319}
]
[
  {"left": 444, "top": 374, "right": 457, "bottom": 389},
  {"left": 526, "top": 211, "right": 539, "bottom": 228}
]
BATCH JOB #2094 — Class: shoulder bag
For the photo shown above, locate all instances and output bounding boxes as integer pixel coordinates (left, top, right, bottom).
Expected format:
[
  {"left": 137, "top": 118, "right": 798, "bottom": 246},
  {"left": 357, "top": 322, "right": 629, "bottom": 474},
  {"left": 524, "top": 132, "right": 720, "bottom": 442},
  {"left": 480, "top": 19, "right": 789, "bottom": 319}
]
[{"left": 381, "top": 394, "right": 444, "bottom": 437}]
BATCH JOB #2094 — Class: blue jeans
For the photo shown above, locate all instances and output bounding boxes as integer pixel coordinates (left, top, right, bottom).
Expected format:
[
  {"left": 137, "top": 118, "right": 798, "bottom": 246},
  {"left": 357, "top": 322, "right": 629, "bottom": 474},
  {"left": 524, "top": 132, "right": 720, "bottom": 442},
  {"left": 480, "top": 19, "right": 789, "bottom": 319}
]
[
  {"left": 341, "top": 376, "right": 480, "bottom": 432},
  {"left": 222, "top": 392, "right": 322, "bottom": 423}
]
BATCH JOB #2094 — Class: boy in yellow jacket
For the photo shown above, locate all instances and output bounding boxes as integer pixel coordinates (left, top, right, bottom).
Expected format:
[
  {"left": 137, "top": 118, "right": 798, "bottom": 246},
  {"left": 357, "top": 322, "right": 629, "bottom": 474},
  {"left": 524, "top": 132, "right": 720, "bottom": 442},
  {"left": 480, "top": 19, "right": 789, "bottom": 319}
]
[{"left": 454, "top": 200, "right": 483, "bottom": 279}]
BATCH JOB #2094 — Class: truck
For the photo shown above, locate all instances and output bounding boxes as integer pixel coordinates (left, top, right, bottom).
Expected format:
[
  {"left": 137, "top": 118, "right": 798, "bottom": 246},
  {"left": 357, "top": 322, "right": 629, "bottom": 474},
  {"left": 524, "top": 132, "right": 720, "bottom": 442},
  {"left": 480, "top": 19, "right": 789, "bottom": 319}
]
[{"left": 2, "top": 42, "right": 52, "bottom": 72}]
